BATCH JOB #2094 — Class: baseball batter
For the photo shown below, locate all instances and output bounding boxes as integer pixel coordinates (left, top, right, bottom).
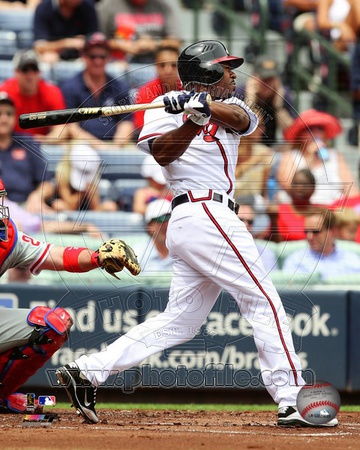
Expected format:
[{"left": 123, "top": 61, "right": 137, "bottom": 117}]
[
  {"left": 0, "top": 179, "right": 136, "bottom": 413},
  {"left": 57, "top": 40, "right": 338, "bottom": 428}
]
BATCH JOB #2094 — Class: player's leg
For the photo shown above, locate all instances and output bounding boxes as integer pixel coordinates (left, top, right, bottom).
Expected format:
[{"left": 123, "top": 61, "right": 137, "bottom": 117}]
[
  {"left": 0, "top": 307, "right": 72, "bottom": 413},
  {"left": 57, "top": 260, "right": 222, "bottom": 423},
  {"left": 183, "top": 203, "right": 336, "bottom": 426}
]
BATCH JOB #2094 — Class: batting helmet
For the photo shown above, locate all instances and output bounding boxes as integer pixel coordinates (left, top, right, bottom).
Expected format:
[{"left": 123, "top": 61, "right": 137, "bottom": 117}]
[
  {"left": 0, "top": 179, "right": 10, "bottom": 242},
  {"left": 177, "top": 40, "right": 244, "bottom": 87}
]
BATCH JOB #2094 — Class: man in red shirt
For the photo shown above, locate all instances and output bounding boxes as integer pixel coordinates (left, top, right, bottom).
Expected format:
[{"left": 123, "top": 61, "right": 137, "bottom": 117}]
[
  {"left": 0, "top": 50, "right": 67, "bottom": 142},
  {"left": 133, "top": 45, "right": 182, "bottom": 136}
]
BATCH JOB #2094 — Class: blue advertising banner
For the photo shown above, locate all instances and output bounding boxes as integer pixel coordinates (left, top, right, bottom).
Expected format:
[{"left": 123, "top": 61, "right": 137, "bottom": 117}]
[
  {"left": 0, "top": 285, "right": 349, "bottom": 391},
  {"left": 348, "top": 291, "right": 360, "bottom": 391}
]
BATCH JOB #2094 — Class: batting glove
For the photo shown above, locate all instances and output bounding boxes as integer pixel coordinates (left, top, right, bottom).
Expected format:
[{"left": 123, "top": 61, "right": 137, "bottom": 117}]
[
  {"left": 184, "top": 92, "right": 211, "bottom": 126},
  {"left": 163, "top": 92, "right": 192, "bottom": 114}
]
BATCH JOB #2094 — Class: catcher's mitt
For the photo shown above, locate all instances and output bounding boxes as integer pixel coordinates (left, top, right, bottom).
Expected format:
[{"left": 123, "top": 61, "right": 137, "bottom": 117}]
[{"left": 96, "top": 239, "right": 141, "bottom": 278}]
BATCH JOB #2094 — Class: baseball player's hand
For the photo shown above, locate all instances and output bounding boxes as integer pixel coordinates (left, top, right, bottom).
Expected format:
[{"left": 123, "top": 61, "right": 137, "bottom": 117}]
[
  {"left": 184, "top": 92, "right": 211, "bottom": 126},
  {"left": 163, "top": 93, "right": 192, "bottom": 114}
]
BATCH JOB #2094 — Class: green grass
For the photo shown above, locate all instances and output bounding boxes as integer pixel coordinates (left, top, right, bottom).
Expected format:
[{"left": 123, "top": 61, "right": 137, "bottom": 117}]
[{"left": 53, "top": 403, "right": 360, "bottom": 412}]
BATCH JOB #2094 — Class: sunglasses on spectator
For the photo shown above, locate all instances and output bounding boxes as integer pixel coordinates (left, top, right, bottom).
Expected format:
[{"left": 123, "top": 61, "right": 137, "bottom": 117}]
[
  {"left": 86, "top": 53, "right": 108, "bottom": 60},
  {"left": 20, "top": 65, "right": 39, "bottom": 73},
  {"left": 239, "top": 218, "right": 254, "bottom": 225},
  {"left": 304, "top": 229, "right": 322, "bottom": 234}
]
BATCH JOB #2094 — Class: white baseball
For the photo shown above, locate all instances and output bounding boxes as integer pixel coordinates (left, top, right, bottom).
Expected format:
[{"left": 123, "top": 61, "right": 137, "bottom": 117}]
[{"left": 296, "top": 380, "right": 341, "bottom": 425}]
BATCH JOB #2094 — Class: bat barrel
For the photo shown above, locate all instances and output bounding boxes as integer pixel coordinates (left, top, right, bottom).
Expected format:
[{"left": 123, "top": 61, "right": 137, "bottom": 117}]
[{"left": 18, "top": 108, "right": 103, "bottom": 129}]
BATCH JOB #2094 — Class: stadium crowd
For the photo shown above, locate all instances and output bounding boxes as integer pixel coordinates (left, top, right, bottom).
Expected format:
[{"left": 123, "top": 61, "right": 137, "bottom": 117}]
[{"left": 0, "top": 0, "right": 359, "bottom": 288}]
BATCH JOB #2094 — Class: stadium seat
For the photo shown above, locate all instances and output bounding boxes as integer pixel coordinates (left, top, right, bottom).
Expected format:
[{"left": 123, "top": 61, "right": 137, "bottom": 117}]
[
  {"left": 269, "top": 270, "right": 321, "bottom": 290},
  {"left": 101, "top": 150, "right": 146, "bottom": 181},
  {"left": 30, "top": 263, "right": 139, "bottom": 287},
  {"left": 0, "top": 31, "right": 18, "bottom": 60},
  {"left": 17, "top": 30, "right": 34, "bottom": 50},
  {"left": 43, "top": 211, "right": 146, "bottom": 236},
  {"left": 0, "top": 10, "right": 34, "bottom": 33},
  {"left": 31, "top": 233, "right": 104, "bottom": 250},
  {"left": 41, "top": 145, "right": 147, "bottom": 182},
  {"left": 113, "top": 179, "right": 148, "bottom": 211},
  {"left": 51, "top": 60, "right": 85, "bottom": 86},
  {"left": 98, "top": 178, "right": 113, "bottom": 201},
  {"left": 322, "top": 274, "right": 360, "bottom": 286},
  {"left": 336, "top": 240, "right": 360, "bottom": 257}
]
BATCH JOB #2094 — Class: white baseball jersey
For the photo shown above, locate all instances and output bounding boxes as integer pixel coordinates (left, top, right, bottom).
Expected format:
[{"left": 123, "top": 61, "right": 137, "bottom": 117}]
[
  {"left": 0, "top": 220, "right": 51, "bottom": 277},
  {"left": 138, "top": 92, "right": 258, "bottom": 198}
]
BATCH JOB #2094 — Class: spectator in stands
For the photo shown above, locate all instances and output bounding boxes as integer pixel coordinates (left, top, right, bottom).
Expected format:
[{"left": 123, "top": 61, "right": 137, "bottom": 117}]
[
  {"left": 137, "top": 198, "right": 172, "bottom": 273},
  {"left": 333, "top": 207, "right": 360, "bottom": 243},
  {"left": 292, "top": 0, "right": 354, "bottom": 52},
  {"left": 0, "top": 91, "right": 53, "bottom": 214},
  {"left": 293, "top": 0, "right": 353, "bottom": 111},
  {"left": 281, "top": 1, "right": 319, "bottom": 85},
  {"left": 235, "top": 55, "right": 296, "bottom": 147},
  {"left": 33, "top": 0, "right": 99, "bottom": 64},
  {"left": 60, "top": 32, "right": 134, "bottom": 148},
  {"left": 51, "top": 143, "right": 118, "bottom": 212},
  {"left": 316, "top": 0, "right": 355, "bottom": 51},
  {"left": 346, "top": 0, "right": 360, "bottom": 145},
  {"left": 0, "top": 0, "right": 40, "bottom": 9},
  {"left": 0, "top": 50, "right": 67, "bottom": 142},
  {"left": 133, "top": 45, "right": 182, "bottom": 135},
  {"left": 277, "top": 109, "right": 359, "bottom": 204},
  {"left": 237, "top": 203, "right": 279, "bottom": 272},
  {"left": 266, "top": 168, "right": 322, "bottom": 242},
  {"left": 133, "top": 154, "right": 173, "bottom": 216},
  {"left": 235, "top": 118, "right": 274, "bottom": 203},
  {"left": 282, "top": 208, "right": 360, "bottom": 279},
  {"left": 96, "top": 0, "right": 182, "bottom": 63}
]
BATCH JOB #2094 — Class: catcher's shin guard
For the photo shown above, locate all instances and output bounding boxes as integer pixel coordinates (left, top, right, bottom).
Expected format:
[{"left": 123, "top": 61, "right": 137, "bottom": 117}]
[{"left": 0, "top": 306, "right": 73, "bottom": 400}]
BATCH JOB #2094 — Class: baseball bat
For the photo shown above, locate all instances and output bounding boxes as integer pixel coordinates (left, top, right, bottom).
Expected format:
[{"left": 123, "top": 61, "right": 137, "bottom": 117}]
[{"left": 18, "top": 94, "right": 212, "bottom": 130}]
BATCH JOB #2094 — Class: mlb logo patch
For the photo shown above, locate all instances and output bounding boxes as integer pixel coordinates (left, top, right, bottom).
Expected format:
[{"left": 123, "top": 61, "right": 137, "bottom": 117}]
[{"left": 38, "top": 396, "right": 56, "bottom": 406}]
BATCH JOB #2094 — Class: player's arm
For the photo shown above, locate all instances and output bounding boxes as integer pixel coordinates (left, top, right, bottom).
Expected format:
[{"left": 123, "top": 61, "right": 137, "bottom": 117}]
[
  {"left": 151, "top": 119, "right": 204, "bottom": 166},
  {"left": 152, "top": 92, "right": 251, "bottom": 166},
  {"left": 41, "top": 246, "right": 99, "bottom": 272},
  {"left": 210, "top": 102, "right": 250, "bottom": 132}
]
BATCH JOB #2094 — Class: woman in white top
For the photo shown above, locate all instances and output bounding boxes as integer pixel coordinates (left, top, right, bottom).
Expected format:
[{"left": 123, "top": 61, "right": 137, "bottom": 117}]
[
  {"left": 276, "top": 109, "right": 359, "bottom": 205},
  {"left": 317, "top": 0, "right": 356, "bottom": 51}
]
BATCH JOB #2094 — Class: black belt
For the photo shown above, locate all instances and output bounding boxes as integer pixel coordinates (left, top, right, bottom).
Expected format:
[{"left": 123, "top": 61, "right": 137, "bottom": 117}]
[{"left": 171, "top": 192, "right": 239, "bottom": 214}]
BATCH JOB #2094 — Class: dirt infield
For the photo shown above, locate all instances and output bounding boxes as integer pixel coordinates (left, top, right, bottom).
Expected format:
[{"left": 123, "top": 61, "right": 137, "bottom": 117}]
[{"left": 0, "top": 409, "right": 359, "bottom": 450}]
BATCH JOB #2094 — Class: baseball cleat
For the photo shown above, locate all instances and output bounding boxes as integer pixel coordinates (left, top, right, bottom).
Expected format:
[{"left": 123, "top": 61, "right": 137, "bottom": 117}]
[
  {"left": 56, "top": 362, "right": 98, "bottom": 424},
  {"left": 278, "top": 406, "right": 338, "bottom": 427}
]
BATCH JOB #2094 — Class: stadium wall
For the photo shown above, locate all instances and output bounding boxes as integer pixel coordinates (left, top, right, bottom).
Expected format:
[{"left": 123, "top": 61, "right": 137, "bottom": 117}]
[{"left": 0, "top": 285, "right": 357, "bottom": 394}]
